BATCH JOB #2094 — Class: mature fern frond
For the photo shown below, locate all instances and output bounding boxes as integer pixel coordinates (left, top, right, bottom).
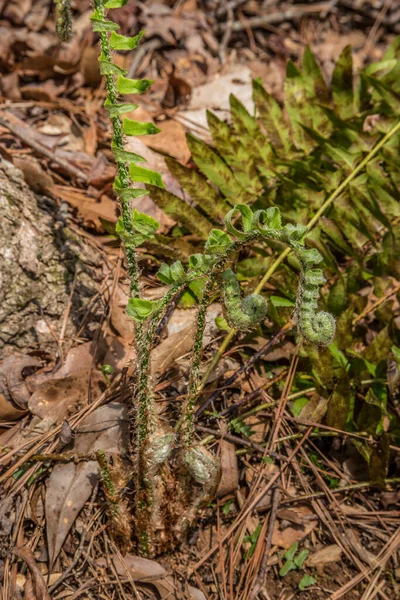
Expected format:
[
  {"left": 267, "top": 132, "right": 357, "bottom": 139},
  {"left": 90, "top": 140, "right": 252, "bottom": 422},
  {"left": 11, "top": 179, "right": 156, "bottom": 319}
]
[{"left": 148, "top": 40, "right": 400, "bottom": 266}]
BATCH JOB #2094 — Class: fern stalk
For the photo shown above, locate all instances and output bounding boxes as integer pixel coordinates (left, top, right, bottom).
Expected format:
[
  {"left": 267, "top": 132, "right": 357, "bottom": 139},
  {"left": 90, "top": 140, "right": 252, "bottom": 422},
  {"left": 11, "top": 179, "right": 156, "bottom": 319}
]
[{"left": 92, "top": 0, "right": 160, "bottom": 555}]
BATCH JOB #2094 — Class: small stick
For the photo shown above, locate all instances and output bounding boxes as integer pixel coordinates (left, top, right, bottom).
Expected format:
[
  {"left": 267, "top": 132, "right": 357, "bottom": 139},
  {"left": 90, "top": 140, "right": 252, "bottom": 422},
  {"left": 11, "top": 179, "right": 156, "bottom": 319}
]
[
  {"left": 250, "top": 486, "right": 281, "bottom": 600},
  {"left": 196, "top": 323, "right": 291, "bottom": 416},
  {"left": 0, "top": 111, "right": 88, "bottom": 182}
]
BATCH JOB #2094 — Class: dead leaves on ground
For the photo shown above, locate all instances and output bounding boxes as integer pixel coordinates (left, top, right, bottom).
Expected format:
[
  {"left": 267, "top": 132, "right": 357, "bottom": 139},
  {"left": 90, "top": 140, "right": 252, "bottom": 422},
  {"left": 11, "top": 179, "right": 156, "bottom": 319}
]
[
  {"left": 46, "top": 403, "right": 129, "bottom": 567},
  {"left": 97, "top": 554, "right": 206, "bottom": 600}
]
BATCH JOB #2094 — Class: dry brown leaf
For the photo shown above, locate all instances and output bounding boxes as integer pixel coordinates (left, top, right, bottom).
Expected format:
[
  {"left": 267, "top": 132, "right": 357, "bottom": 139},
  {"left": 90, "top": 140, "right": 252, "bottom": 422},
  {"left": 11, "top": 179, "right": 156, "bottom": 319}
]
[
  {"left": 307, "top": 544, "right": 343, "bottom": 567},
  {"left": 143, "top": 119, "right": 191, "bottom": 164},
  {"left": 83, "top": 118, "right": 97, "bottom": 157},
  {"left": 0, "top": 393, "right": 26, "bottom": 422},
  {"left": 28, "top": 370, "right": 100, "bottom": 427},
  {"left": 272, "top": 505, "right": 318, "bottom": 549},
  {"left": 49, "top": 185, "right": 117, "bottom": 230},
  {"left": 13, "top": 156, "right": 53, "bottom": 195},
  {"left": 0, "top": 354, "right": 42, "bottom": 409},
  {"left": 97, "top": 554, "right": 206, "bottom": 600},
  {"left": 0, "top": 71, "right": 21, "bottom": 100},
  {"left": 296, "top": 393, "right": 329, "bottom": 425},
  {"left": 151, "top": 321, "right": 195, "bottom": 375},
  {"left": 217, "top": 439, "right": 239, "bottom": 498},
  {"left": 45, "top": 403, "right": 129, "bottom": 567},
  {"left": 14, "top": 545, "right": 50, "bottom": 600},
  {"left": 344, "top": 527, "right": 378, "bottom": 567},
  {"left": 110, "top": 286, "right": 134, "bottom": 342}
]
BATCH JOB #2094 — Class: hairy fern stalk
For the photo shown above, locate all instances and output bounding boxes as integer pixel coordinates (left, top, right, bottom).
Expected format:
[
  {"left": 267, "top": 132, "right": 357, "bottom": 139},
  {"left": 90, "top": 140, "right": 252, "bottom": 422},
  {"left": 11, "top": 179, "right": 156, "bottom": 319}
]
[{"left": 88, "top": 0, "right": 335, "bottom": 556}]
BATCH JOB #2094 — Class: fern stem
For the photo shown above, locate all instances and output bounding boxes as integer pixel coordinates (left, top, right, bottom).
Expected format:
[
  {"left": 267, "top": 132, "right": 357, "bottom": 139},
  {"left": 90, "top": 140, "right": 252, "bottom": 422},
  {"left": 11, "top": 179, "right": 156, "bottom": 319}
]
[
  {"left": 92, "top": 0, "right": 156, "bottom": 555},
  {"left": 203, "top": 119, "right": 400, "bottom": 382},
  {"left": 93, "top": 0, "right": 142, "bottom": 305}
]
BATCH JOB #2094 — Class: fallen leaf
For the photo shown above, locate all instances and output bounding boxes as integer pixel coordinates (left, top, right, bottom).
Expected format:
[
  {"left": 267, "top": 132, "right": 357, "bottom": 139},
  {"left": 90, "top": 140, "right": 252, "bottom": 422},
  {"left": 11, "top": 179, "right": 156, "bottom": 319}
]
[
  {"left": 50, "top": 185, "right": 117, "bottom": 231},
  {"left": 217, "top": 439, "right": 239, "bottom": 498},
  {"left": 144, "top": 119, "right": 191, "bottom": 164},
  {"left": 97, "top": 554, "right": 206, "bottom": 600},
  {"left": 344, "top": 527, "right": 378, "bottom": 567},
  {"left": 272, "top": 505, "right": 318, "bottom": 549},
  {"left": 45, "top": 403, "right": 129, "bottom": 567},
  {"left": 151, "top": 321, "right": 195, "bottom": 375},
  {"left": 0, "top": 393, "right": 26, "bottom": 422},
  {"left": 110, "top": 286, "right": 134, "bottom": 342},
  {"left": 381, "top": 489, "right": 400, "bottom": 509},
  {"left": 13, "top": 156, "right": 53, "bottom": 195},
  {"left": 0, "top": 354, "right": 42, "bottom": 409},
  {"left": 182, "top": 65, "right": 254, "bottom": 130},
  {"left": 307, "top": 544, "right": 343, "bottom": 566},
  {"left": 28, "top": 370, "right": 101, "bottom": 427},
  {"left": 14, "top": 545, "right": 50, "bottom": 600},
  {"left": 296, "top": 393, "right": 329, "bottom": 424}
]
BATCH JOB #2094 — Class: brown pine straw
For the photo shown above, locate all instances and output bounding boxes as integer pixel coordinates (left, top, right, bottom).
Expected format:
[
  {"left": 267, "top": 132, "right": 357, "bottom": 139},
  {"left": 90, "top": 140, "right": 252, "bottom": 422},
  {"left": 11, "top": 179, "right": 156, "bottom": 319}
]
[{"left": 332, "top": 527, "right": 400, "bottom": 600}]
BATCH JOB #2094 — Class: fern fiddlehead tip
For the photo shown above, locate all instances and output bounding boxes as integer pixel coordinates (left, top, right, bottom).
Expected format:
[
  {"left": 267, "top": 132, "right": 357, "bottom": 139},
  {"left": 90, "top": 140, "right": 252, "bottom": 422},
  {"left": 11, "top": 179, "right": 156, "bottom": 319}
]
[{"left": 221, "top": 268, "right": 268, "bottom": 331}]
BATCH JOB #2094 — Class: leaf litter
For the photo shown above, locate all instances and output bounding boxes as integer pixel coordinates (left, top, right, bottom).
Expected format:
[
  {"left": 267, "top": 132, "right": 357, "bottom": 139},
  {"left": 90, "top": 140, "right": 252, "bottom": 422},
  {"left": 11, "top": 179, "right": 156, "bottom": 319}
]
[{"left": 1, "top": 1, "right": 400, "bottom": 599}]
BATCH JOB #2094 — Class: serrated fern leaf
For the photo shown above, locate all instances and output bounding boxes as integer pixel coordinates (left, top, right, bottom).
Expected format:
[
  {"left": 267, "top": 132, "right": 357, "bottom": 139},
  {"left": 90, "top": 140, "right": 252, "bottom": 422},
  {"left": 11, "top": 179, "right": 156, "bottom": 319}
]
[
  {"left": 165, "top": 156, "right": 231, "bottom": 222},
  {"left": 146, "top": 185, "right": 212, "bottom": 239}
]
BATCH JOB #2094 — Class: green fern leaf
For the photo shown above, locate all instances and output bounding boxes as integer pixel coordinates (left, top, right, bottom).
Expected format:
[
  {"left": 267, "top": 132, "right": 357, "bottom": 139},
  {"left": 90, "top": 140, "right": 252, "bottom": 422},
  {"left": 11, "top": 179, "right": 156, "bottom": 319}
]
[
  {"left": 332, "top": 46, "right": 354, "bottom": 119},
  {"left": 105, "top": 101, "right": 138, "bottom": 116},
  {"left": 165, "top": 156, "right": 230, "bottom": 221},
  {"left": 186, "top": 133, "right": 254, "bottom": 203},
  {"left": 129, "top": 164, "right": 164, "bottom": 187},
  {"left": 284, "top": 61, "right": 315, "bottom": 153},
  {"left": 252, "top": 80, "right": 292, "bottom": 153},
  {"left": 146, "top": 185, "right": 212, "bottom": 239},
  {"left": 110, "top": 30, "right": 144, "bottom": 50},
  {"left": 122, "top": 118, "right": 161, "bottom": 136},
  {"left": 229, "top": 94, "right": 274, "bottom": 178},
  {"left": 99, "top": 61, "right": 127, "bottom": 76},
  {"left": 206, "top": 110, "right": 263, "bottom": 194},
  {"left": 116, "top": 75, "right": 153, "bottom": 94}
]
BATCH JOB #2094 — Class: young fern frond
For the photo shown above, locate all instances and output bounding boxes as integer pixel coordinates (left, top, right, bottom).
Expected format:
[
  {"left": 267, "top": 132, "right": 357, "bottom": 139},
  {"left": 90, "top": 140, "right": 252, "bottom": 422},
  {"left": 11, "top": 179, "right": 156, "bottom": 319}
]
[
  {"left": 221, "top": 269, "right": 268, "bottom": 331},
  {"left": 91, "top": 0, "right": 165, "bottom": 556},
  {"left": 90, "top": 0, "right": 335, "bottom": 554}
]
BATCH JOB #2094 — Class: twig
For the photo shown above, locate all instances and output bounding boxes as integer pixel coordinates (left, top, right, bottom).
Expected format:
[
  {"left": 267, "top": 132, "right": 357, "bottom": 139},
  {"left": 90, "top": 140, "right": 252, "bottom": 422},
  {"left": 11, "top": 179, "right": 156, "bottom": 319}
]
[
  {"left": 219, "top": 2, "right": 234, "bottom": 62},
  {"left": 196, "top": 323, "right": 291, "bottom": 416},
  {"left": 250, "top": 486, "right": 281, "bottom": 600},
  {"left": 0, "top": 111, "right": 88, "bottom": 182},
  {"left": 191, "top": 428, "right": 313, "bottom": 572},
  {"left": 214, "top": 3, "right": 337, "bottom": 33},
  {"left": 197, "top": 425, "right": 288, "bottom": 462}
]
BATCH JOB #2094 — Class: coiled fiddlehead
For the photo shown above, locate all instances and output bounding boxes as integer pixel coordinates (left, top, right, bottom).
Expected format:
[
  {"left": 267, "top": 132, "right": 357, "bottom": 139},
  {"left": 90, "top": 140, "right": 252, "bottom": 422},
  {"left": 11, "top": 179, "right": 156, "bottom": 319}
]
[
  {"left": 294, "top": 249, "right": 336, "bottom": 345},
  {"left": 221, "top": 268, "right": 268, "bottom": 331}
]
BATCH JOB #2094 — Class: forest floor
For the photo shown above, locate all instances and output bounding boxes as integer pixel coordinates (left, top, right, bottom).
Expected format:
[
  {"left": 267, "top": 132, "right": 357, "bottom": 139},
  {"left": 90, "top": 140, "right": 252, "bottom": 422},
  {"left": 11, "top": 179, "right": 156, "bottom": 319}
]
[{"left": 1, "top": 1, "right": 400, "bottom": 599}]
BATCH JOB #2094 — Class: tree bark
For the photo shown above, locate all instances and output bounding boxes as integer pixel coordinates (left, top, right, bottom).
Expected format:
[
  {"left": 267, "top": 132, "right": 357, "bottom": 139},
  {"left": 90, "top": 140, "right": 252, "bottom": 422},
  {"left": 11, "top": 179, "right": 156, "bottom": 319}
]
[{"left": 0, "top": 157, "right": 100, "bottom": 357}]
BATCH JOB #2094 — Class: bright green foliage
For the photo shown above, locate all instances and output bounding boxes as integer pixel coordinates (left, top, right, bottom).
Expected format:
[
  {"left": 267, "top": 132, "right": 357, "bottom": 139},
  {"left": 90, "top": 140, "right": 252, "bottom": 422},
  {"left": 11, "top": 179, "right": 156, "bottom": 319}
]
[
  {"left": 122, "top": 118, "right": 161, "bottom": 136},
  {"left": 279, "top": 542, "right": 309, "bottom": 577},
  {"left": 126, "top": 298, "right": 161, "bottom": 322},
  {"left": 116, "top": 75, "right": 153, "bottom": 94},
  {"left": 147, "top": 41, "right": 400, "bottom": 264},
  {"left": 110, "top": 30, "right": 144, "bottom": 50}
]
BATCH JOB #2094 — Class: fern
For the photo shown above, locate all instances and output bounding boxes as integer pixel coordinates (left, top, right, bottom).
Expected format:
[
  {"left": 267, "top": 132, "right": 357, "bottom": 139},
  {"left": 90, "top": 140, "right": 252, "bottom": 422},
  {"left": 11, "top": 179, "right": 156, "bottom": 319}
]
[{"left": 147, "top": 41, "right": 400, "bottom": 267}]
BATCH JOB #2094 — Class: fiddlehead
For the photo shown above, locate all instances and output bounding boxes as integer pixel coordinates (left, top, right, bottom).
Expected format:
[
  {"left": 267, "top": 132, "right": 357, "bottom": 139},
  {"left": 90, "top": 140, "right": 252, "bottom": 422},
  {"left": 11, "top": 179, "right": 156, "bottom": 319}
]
[
  {"left": 221, "top": 268, "right": 268, "bottom": 331},
  {"left": 294, "top": 248, "right": 336, "bottom": 345}
]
